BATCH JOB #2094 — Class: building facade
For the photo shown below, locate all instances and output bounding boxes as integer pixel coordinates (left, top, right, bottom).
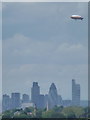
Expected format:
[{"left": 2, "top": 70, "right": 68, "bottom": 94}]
[
  {"left": 2, "top": 94, "right": 11, "bottom": 111},
  {"left": 11, "top": 93, "right": 21, "bottom": 109},
  {"left": 48, "top": 83, "right": 58, "bottom": 109},
  {"left": 22, "top": 94, "right": 29, "bottom": 103},
  {"left": 72, "top": 79, "right": 80, "bottom": 106},
  {"left": 31, "top": 82, "right": 40, "bottom": 108}
]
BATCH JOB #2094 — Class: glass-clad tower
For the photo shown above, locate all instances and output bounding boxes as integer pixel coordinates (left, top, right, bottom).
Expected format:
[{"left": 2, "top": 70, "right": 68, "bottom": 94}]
[{"left": 72, "top": 79, "right": 80, "bottom": 106}]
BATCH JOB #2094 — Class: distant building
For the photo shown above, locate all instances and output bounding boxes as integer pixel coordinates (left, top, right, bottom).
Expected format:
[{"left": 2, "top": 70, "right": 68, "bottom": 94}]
[
  {"left": 31, "top": 82, "right": 40, "bottom": 108},
  {"left": 80, "top": 100, "right": 88, "bottom": 107},
  {"left": 72, "top": 79, "right": 80, "bottom": 106},
  {"left": 2, "top": 94, "right": 11, "bottom": 111},
  {"left": 11, "top": 93, "right": 21, "bottom": 109},
  {"left": 46, "top": 101, "right": 49, "bottom": 111},
  {"left": 21, "top": 103, "right": 34, "bottom": 110},
  {"left": 58, "top": 95, "right": 63, "bottom": 106},
  {"left": 44, "top": 94, "right": 48, "bottom": 108},
  {"left": 22, "top": 94, "right": 29, "bottom": 103},
  {"left": 62, "top": 100, "right": 71, "bottom": 107},
  {"left": 48, "top": 83, "right": 58, "bottom": 109},
  {"left": 38, "top": 94, "right": 45, "bottom": 109}
]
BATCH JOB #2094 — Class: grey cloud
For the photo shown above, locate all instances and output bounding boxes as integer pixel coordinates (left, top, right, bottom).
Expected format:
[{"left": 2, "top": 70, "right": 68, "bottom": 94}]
[{"left": 3, "top": 34, "right": 88, "bottom": 65}]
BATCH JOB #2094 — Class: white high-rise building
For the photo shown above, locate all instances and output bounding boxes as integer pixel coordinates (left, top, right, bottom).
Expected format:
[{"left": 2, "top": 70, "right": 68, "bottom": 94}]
[{"left": 72, "top": 79, "right": 80, "bottom": 106}]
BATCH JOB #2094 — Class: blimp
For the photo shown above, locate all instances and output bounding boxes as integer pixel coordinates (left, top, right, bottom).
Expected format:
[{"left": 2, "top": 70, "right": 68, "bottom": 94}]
[{"left": 70, "top": 15, "right": 84, "bottom": 20}]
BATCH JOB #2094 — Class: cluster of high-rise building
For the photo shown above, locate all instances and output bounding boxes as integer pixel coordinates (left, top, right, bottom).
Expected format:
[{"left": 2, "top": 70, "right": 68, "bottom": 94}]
[
  {"left": 31, "top": 82, "right": 62, "bottom": 109},
  {"left": 2, "top": 93, "right": 30, "bottom": 111},
  {"left": 2, "top": 79, "right": 81, "bottom": 112}
]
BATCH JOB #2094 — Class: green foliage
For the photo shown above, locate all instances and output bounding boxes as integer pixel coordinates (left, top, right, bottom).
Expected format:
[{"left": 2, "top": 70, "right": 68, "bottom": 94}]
[
  {"left": 83, "top": 107, "right": 89, "bottom": 118},
  {"left": 42, "top": 110, "right": 54, "bottom": 118},
  {"left": 2, "top": 110, "right": 14, "bottom": 118},
  {"left": 13, "top": 113, "right": 32, "bottom": 118},
  {"left": 36, "top": 110, "right": 42, "bottom": 118},
  {"left": 62, "top": 106, "right": 85, "bottom": 118},
  {"left": 42, "top": 109, "right": 65, "bottom": 118},
  {"left": 2, "top": 106, "right": 88, "bottom": 118},
  {"left": 53, "top": 106, "right": 64, "bottom": 112},
  {"left": 24, "top": 107, "right": 34, "bottom": 113}
]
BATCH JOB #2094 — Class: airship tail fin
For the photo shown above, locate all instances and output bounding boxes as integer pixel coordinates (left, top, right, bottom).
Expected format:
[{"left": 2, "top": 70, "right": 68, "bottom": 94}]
[{"left": 81, "top": 18, "right": 83, "bottom": 20}]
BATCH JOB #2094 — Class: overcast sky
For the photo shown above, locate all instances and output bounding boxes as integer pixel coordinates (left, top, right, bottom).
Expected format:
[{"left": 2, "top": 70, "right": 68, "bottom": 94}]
[
  {"left": 0, "top": 2, "right": 2, "bottom": 113},
  {"left": 2, "top": 0, "right": 89, "bottom": 2},
  {"left": 2, "top": 2, "right": 88, "bottom": 100}
]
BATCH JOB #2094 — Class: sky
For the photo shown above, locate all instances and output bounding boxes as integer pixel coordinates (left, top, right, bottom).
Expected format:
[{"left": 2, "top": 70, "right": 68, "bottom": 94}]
[
  {"left": 2, "top": 2, "right": 88, "bottom": 101},
  {"left": 2, "top": 0, "right": 89, "bottom": 2},
  {"left": 0, "top": 2, "right": 2, "bottom": 113}
]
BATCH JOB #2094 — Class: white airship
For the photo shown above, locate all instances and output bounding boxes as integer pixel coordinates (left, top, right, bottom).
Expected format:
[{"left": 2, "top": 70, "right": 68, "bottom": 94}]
[{"left": 70, "top": 15, "right": 84, "bottom": 20}]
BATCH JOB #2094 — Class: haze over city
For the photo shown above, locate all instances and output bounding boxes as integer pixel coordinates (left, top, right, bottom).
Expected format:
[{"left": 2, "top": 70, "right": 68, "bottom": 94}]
[
  {"left": 2, "top": 80, "right": 83, "bottom": 112},
  {"left": 2, "top": 2, "right": 88, "bottom": 103}
]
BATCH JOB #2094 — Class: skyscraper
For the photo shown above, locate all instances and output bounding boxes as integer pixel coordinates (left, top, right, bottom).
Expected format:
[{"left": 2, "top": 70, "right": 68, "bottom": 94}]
[
  {"left": 31, "top": 82, "right": 40, "bottom": 108},
  {"left": 58, "top": 95, "right": 63, "bottom": 106},
  {"left": 22, "top": 94, "right": 29, "bottom": 103},
  {"left": 48, "top": 83, "right": 58, "bottom": 109},
  {"left": 2, "top": 94, "right": 11, "bottom": 111},
  {"left": 44, "top": 94, "right": 48, "bottom": 108},
  {"left": 11, "top": 93, "right": 21, "bottom": 109},
  {"left": 38, "top": 94, "right": 45, "bottom": 109},
  {"left": 72, "top": 79, "right": 80, "bottom": 106}
]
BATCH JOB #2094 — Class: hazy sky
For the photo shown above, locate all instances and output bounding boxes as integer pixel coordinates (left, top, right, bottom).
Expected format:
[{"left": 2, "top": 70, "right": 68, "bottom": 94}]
[
  {"left": 0, "top": 2, "right": 2, "bottom": 113},
  {"left": 2, "top": 0, "right": 89, "bottom": 2},
  {"left": 2, "top": 2, "right": 88, "bottom": 100}
]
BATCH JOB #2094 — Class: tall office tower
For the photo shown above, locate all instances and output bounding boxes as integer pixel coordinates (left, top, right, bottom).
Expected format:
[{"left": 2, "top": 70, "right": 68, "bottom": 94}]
[
  {"left": 31, "top": 82, "right": 40, "bottom": 108},
  {"left": 2, "top": 94, "right": 11, "bottom": 111},
  {"left": 58, "top": 95, "right": 63, "bottom": 106},
  {"left": 72, "top": 79, "right": 80, "bottom": 106},
  {"left": 38, "top": 94, "right": 45, "bottom": 109},
  {"left": 75, "top": 84, "right": 80, "bottom": 105},
  {"left": 11, "top": 93, "right": 21, "bottom": 109},
  {"left": 44, "top": 94, "right": 48, "bottom": 108},
  {"left": 48, "top": 83, "right": 58, "bottom": 109},
  {"left": 22, "top": 94, "right": 29, "bottom": 103},
  {"left": 62, "top": 100, "right": 72, "bottom": 107}
]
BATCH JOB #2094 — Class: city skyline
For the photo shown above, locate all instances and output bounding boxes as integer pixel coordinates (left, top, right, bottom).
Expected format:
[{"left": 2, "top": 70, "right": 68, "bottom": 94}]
[
  {"left": 2, "top": 80, "right": 82, "bottom": 112},
  {"left": 2, "top": 79, "right": 87, "bottom": 101},
  {"left": 3, "top": 80, "right": 81, "bottom": 100}
]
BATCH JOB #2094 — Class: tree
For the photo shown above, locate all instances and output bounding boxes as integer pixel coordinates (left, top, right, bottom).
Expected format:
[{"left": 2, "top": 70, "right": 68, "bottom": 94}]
[
  {"left": 36, "top": 110, "right": 42, "bottom": 118},
  {"left": 42, "top": 109, "right": 65, "bottom": 118},
  {"left": 2, "top": 110, "right": 13, "bottom": 118},
  {"left": 62, "top": 107, "right": 75, "bottom": 118},
  {"left": 53, "top": 106, "right": 64, "bottom": 112},
  {"left": 24, "top": 107, "right": 34, "bottom": 113},
  {"left": 62, "top": 106, "right": 84, "bottom": 118},
  {"left": 13, "top": 113, "right": 32, "bottom": 118}
]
